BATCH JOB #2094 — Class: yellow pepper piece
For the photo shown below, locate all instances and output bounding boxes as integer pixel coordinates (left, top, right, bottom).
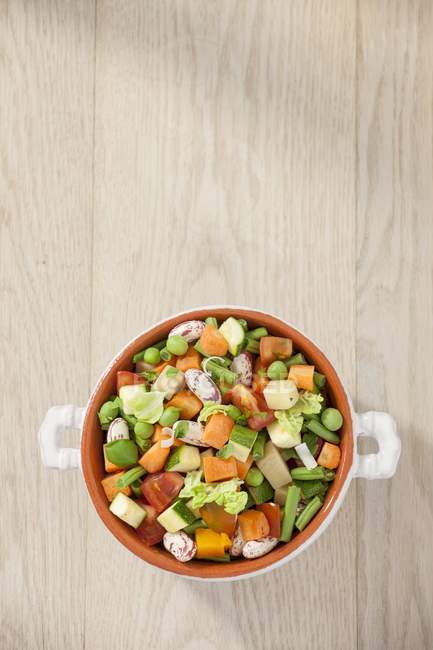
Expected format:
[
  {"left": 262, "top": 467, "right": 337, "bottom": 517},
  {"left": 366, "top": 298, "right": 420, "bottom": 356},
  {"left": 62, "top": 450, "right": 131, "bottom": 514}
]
[{"left": 195, "top": 528, "right": 229, "bottom": 558}]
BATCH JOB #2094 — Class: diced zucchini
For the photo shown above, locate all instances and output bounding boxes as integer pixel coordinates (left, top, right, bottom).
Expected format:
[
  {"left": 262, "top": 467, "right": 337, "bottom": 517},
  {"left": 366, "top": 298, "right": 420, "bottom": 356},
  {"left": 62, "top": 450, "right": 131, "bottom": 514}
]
[
  {"left": 247, "top": 478, "right": 274, "bottom": 505},
  {"left": 256, "top": 441, "right": 292, "bottom": 489},
  {"left": 157, "top": 499, "right": 196, "bottom": 533},
  {"left": 267, "top": 420, "right": 301, "bottom": 449},
  {"left": 109, "top": 492, "right": 146, "bottom": 528},
  {"left": 165, "top": 444, "right": 201, "bottom": 472},
  {"left": 229, "top": 425, "right": 258, "bottom": 463},
  {"left": 219, "top": 317, "right": 245, "bottom": 355}
]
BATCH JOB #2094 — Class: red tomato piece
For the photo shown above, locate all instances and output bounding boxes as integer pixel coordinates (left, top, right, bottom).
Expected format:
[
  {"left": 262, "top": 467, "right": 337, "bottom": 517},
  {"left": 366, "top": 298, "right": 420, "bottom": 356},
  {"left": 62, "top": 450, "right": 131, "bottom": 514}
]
[
  {"left": 116, "top": 371, "right": 147, "bottom": 392},
  {"left": 200, "top": 502, "right": 237, "bottom": 537},
  {"left": 229, "top": 384, "right": 260, "bottom": 416},
  {"left": 247, "top": 392, "right": 275, "bottom": 431},
  {"left": 257, "top": 503, "right": 281, "bottom": 538},
  {"left": 252, "top": 357, "right": 269, "bottom": 394},
  {"left": 140, "top": 472, "right": 184, "bottom": 514},
  {"left": 259, "top": 336, "right": 292, "bottom": 367},
  {"left": 135, "top": 502, "right": 165, "bottom": 546}
]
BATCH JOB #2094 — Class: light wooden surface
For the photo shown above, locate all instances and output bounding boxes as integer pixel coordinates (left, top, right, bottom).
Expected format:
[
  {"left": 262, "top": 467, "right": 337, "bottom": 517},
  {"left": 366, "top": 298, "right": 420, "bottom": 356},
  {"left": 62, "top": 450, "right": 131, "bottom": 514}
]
[{"left": 0, "top": 2, "right": 431, "bottom": 649}]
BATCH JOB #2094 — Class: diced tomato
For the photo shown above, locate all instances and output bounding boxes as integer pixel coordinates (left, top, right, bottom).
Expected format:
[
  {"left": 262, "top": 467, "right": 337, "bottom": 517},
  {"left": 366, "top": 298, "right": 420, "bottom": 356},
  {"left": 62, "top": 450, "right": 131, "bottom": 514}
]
[
  {"left": 229, "top": 384, "right": 260, "bottom": 416},
  {"left": 200, "top": 502, "right": 237, "bottom": 537},
  {"left": 135, "top": 502, "right": 165, "bottom": 546},
  {"left": 116, "top": 371, "right": 147, "bottom": 392},
  {"left": 257, "top": 503, "right": 281, "bottom": 538},
  {"left": 252, "top": 357, "right": 269, "bottom": 394},
  {"left": 140, "top": 472, "right": 184, "bottom": 514},
  {"left": 259, "top": 336, "right": 293, "bottom": 367},
  {"left": 247, "top": 392, "right": 275, "bottom": 431}
]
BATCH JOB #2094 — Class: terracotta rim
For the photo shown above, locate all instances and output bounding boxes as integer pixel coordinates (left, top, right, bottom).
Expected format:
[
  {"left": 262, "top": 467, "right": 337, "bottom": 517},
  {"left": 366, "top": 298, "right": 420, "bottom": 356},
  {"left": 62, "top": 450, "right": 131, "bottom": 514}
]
[{"left": 81, "top": 307, "right": 353, "bottom": 579}]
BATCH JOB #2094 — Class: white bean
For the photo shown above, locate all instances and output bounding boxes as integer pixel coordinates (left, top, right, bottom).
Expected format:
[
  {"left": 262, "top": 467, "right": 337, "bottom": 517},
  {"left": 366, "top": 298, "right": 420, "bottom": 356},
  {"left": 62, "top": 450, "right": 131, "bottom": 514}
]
[
  {"left": 185, "top": 369, "right": 221, "bottom": 403},
  {"left": 106, "top": 418, "right": 129, "bottom": 442},
  {"left": 163, "top": 532, "right": 197, "bottom": 562},
  {"left": 242, "top": 537, "right": 279, "bottom": 559},
  {"left": 169, "top": 320, "right": 205, "bottom": 343}
]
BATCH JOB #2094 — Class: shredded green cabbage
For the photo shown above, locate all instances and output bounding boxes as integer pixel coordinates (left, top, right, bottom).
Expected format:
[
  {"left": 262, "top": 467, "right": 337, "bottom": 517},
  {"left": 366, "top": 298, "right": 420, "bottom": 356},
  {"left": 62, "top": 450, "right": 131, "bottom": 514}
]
[
  {"left": 197, "top": 402, "right": 242, "bottom": 423},
  {"left": 274, "top": 410, "right": 304, "bottom": 435},
  {"left": 179, "top": 472, "right": 247, "bottom": 515},
  {"left": 289, "top": 391, "right": 323, "bottom": 415}
]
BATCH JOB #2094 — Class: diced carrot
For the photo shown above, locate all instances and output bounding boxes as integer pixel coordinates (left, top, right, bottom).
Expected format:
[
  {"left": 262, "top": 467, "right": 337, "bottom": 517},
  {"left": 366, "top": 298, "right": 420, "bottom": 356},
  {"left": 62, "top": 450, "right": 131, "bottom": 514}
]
[
  {"left": 238, "top": 510, "right": 270, "bottom": 541},
  {"left": 154, "top": 358, "right": 177, "bottom": 375},
  {"left": 203, "top": 456, "right": 238, "bottom": 483},
  {"left": 152, "top": 423, "right": 183, "bottom": 447},
  {"left": 288, "top": 364, "right": 315, "bottom": 391},
  {"left": 257, "top": 503, "right": 281, "bottom": 538},
  {"left": 176, "top": 346, "right": 202, "bottom": 372},
  {"left": 235, "top": 454, "right": 253, "bottom": 480},
  {"left": 198, "top": 324, "right": 228, "bottom": 356},
  {"left": 317, "top": 442, "right": 341, "bottom": 469},
  {"left": 200, "top": 503, "right": 237, "bottom": 536},
  {"left": 195, "top": 528, "right": 231, "bottom": 558},
  {"left": 103, "top": 445, "right": 122, "bottom": 473},
  {"left": 202, "top": 413, "right": 234, "bottom": 449},
  {"left": 101, "top": 472, "right": 132, "bottom": 502},
  {"left": 166, "top": 390, "right": 202, "bottom": 420},
  {"left": 252, "top": 357, "right": 269, "bottom": 394},
  {"left": 138, "top": 441, "right": 171, "bottom": 473}
]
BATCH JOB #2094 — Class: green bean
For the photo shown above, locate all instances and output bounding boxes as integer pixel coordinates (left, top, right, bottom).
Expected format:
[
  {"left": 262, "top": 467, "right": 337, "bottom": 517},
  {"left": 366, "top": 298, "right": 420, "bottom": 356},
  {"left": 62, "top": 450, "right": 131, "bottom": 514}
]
[
  {"left": 280, "top": 447, "right": 298, "bottom": 461},
  {"left": 302, "top": 431, "right": 319, "bottom": 455},
  {"left": 237, "top": 318, "right": 248, "bottom": 332},
  {"left": 130, "top": 479, "right": 143, "bottom": 497},
  {"left": 305, "top": 418, "right": 340, "bottom": 443},
  {"left": 116, "top": 466, "right": 146, "bottom": 488},
  {"left": 295, "top": 496, "right": 323, "bottom": 531},
  {"left": 143, "top": 347, "right": 161, "bottom": 365},
  {"left": 159, "top": 406, "right": 181, "bottom": 427},
  {"left": 252, "top": 431, "right": 267, "bottom": 460},
  {"left": 291, "top": 466, "right": 335, "bottom": 481},
  {"left": 313, "top": 371, "right": 326, "bottom": 388},
  {"left": 267, "top": 360, "right": 288, "bottom": 380},
  {"left": 245, "top": 337, "right": 260, "bottom": 354},
  {"left": 132, "top": 350, "right": 146, "bottom": 363},
  {"left": 245, "top": 467, "right": 264, "bottom": 487},
  {"left": 201, "top": 554, "right": 231, "bottom": 563},
  {"left": 166, "top": 335, "right": 188, "bottom": 356},
  {"left": 280, "top": 485, "right": 301, "bottom": 542},
  {"left": 153, "top": 339, "right": 167, "bottom": 351},
  {"left": 247, "top": 327, "right": 268, "bottom": 340},
  {"left": 205, "top": 360, "right": 237, "bottom": 385},
  {"left": 321, "top": 407, "right": 343, "bottom": 431},
  {"left": 293, "top": 479, "right": 327, "bottom": 500},
  {"left": 205, "top": 316, "right": 218, "bottom": 328},
  {"left": 160, "top": 347, "right": 172, "bottom": 361},
  {"left": 183, "top": 519, "right": 207, "bottom": 534},
  {"left": 285, "top": 353, "right": 307, "bottom": 367}
]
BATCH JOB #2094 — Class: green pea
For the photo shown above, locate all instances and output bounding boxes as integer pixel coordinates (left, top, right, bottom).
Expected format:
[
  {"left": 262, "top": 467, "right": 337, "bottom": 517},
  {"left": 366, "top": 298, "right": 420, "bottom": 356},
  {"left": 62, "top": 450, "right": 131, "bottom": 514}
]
[
  {"left": 166, "top": 335, "right": 188, "bottom": 356},
  {"left": 245, "top": 467, "right": 264, "bottom": 487},
  {"left": 267, "top": 360, "right": 288, "bottom": 380},
  {"left": 143, "top": 347, "right": 161, "bottom": 365},
  {"left": 105, "top": 439, "right": 138, "bottom": 467},
  {"left": 321, "top": 408, "right": 343, "bottom": 431},
  {"left": 98, "top": 400, "right": 120, "bottom": 425},
  {"left": 159, "top": 407, "right": 181, "bottom": 428},
  {"left": 134, "top": 421, "right": 154, "bottom": 438}
]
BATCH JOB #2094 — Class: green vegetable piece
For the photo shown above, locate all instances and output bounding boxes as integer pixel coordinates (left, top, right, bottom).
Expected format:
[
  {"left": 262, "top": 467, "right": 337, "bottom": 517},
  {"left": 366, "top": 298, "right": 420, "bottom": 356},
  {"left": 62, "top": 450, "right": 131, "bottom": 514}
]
[
  {"left": 204, "top": 360, "right": 237, "bottom": 385},
  {"left": 290, "top": 466, "right": 335, "bottom": 481},
  {"left": 245, "top": 467, "right": 264, "bottom": 487},
  {"left": 134, "top": 421, "right": 154, "bottom": 438},
  {"left": 132, "top": 350, "right": 146, "bottom": 363},
  {"left": 160, "top": 347, "right": 172, "bottom": 361},
  {"left": 321, "top": 408, "right": 343, "bottom": 431},
  {"left": 201, "top": 554, "right": 231, "bottom": 563},
  {"left": 295, "top": 495, "right": 323, "bottom": 531},
  {"left": 198, "top": 402, "right": 242, "bottom": 424},
  {"left": 153, "top": 339, "right": 167, "bottom": 351},
  {"left": 252, "top": 431, "right": 267, "bottom": 460},
  {"left": 166, "top": 335, "right": 188, "bottom": 356},
  {"left": 285, "top": 353, "right": 307, "bottom": 368},
  {"left": 302, "top": 431, "right": 319, "bottom": 456},
  {"left": 246, "top": 327, "right": 268, "bottom": 341},
  {"left": 98, "top": 399, "right": 120, "bottom": 426},
  {"left": 305, "top": 418, "right": 340, "bottom": 443},
  {"left": 105, "top": 439, "right": 138, "bottom": 468},
  {"left": 267, "top": 360, "right": 288, "bottom": 380},
  {"left": 244, "top": 337, "right": 259, "bottom": 354},
  {"left": 238, "top": 318, "right": 248, "bottom": 331},
  {"left": 143, "top": 347, "right": 161, "bottom": 365},
  {"left": 247, "top": 478, "right": 274, "bottom": 504},
  {"left": 159, "top": 406, "right": 181, "bottom": 427},
  {"left": 183, "top": 519, "right": 208, "bottom": 535},
  {"left": 216, "top": 443, "right": 237, "bottom": 459},
  {"left": 205, "top": 316, "right": 218, "bottom": 328},
  {"left": 130, "top": 479, "right": 143, "bottom": 497},
  {"left": 280, "top": 485, "right": 301, "bottom": 542},
  {"left": 116, "top": 466, "right": 146, "bottom": 488},
  {"left": 313, "top": 371, "right": 326, "bottom": 388},
  {"left": 280, "top": 448, "right": 298, "bottom": 461},
  {"left": 293, "top": 479, "right": 327, "bottom": 500},
  {"left": 244, "top": 490, "right": 255, "bottom": 509}
]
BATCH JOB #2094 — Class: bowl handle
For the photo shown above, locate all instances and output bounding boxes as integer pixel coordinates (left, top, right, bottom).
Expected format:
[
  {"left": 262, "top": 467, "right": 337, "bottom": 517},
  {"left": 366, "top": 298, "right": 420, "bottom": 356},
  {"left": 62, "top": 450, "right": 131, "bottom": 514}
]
[
  {"left": 39, "top": 405, "right": 85, "bottom": 470},
  {"left": 353, "top": 411, "right": 401, "bottom": 479}
]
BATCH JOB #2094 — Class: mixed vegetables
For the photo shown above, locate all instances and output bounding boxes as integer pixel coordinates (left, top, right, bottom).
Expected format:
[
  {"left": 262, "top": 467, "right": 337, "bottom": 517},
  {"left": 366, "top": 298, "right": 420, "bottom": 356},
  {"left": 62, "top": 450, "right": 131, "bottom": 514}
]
[{"left": 99, "top": 316, "right": 344, "bottom": 564}]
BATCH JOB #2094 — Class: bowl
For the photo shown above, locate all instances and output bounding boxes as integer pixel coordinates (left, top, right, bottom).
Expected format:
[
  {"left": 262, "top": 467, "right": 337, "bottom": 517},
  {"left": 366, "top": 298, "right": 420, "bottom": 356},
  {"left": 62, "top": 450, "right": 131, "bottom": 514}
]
[{"left": 39, "top": 306, "right": 401, "bottom": 581}]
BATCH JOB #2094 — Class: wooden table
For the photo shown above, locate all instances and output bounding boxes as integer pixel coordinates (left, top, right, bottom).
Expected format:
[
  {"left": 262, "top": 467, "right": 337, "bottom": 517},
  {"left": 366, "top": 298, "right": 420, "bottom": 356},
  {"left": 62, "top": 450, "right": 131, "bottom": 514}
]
[{"left": 1, "top": 2, "right": 432, "bottom": 649}]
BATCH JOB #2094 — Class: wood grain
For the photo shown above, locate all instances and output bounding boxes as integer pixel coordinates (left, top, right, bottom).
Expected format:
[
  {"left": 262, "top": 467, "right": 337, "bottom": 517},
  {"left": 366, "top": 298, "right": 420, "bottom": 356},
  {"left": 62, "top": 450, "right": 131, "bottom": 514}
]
[
  {"left": 0, "top": 1, "right": 95, "bottom": 649},
  {"left": 1, "top": 0, "right": 431, "bottom": 648},
  {"left": 356, "top": 1, "right": 433, "bottom": 649},
  {"left": 85, "top": 2, "right": 356, "bottom": 650}
]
